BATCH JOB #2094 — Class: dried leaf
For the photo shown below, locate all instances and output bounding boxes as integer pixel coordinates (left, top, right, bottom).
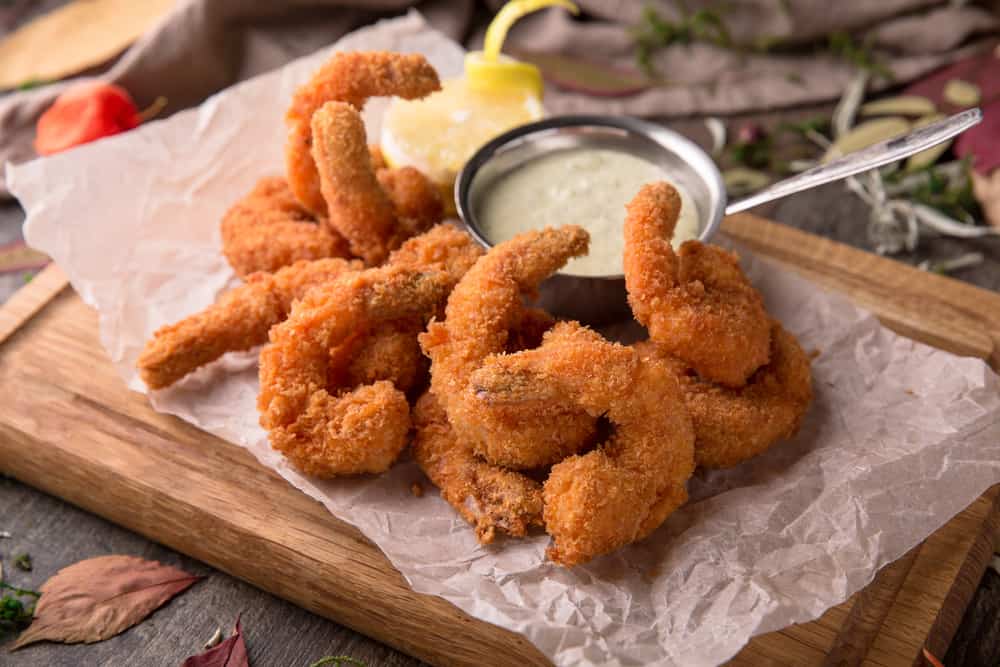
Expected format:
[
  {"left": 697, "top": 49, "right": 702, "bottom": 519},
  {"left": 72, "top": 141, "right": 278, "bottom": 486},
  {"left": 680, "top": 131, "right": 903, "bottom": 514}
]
[
  {"left": 722, "top": 167, "right": 770, "bottom": 196},
  {"left": 0, "top": 0, "right": 176, "bottom": 90},
  {"left": 182, "top": 616, "right": 249, "bottom": 667},
  {"left": 971, "top": 169, "right": 1000, "bottom": 230},
  {"left": 10, "top": 555, "right": 201, "bottom": 651},
  {"left": 860, "top": 95, "right": 936, "bottom": 117},
  {"left": 512, "top": 51, "right": 650, "bottom": 97},
  {"left": 943, "top": 79, "right": 981, "bottom": 107},
  {"left": 905, "top": 114, "right": 949, "bottom": 172},
  {"left": 0, "top": 241, "right": 50, "bottom": 275},
  {"left": 956, "top": 99, "right": 1000, "bottom": 175},
  {"left": 823, "top": 117, "right": 910, "bottom": 162},
  {"left": 905, "top": 52, "right": 1000, "bottom": 114}
]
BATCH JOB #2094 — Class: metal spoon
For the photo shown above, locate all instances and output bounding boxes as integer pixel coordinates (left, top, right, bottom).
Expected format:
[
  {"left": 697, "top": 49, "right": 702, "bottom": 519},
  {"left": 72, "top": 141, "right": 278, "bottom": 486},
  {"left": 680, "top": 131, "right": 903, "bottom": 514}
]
[{"left": 725, "top": 108, "right": 982, "bottom": 215}]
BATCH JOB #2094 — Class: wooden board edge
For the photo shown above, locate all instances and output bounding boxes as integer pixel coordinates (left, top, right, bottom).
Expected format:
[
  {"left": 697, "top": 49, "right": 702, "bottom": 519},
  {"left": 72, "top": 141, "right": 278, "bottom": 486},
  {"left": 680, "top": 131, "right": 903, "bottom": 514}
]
[
  {"left": 919, "top": 485, "right": 1000, "bottom": 666},
  {"left": 722, "top": 214, "right": 1000, "bottom": 369},
  {"left": 0, "top": 263, "right": 68, "bottom": 346},
  {"left": 822, "top": 545, "right": 923, "bottom": 666},
  {"left": 0, "top": 417, "right": 552, "bottom": 667}
]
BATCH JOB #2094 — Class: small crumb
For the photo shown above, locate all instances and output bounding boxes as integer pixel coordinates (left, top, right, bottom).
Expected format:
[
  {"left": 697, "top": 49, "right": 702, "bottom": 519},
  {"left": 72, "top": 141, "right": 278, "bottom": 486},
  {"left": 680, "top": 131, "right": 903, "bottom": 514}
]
[
  {"left": 904, "top": 389, "right": 915, "bottom": 396},
  {"left": 0, "top": 530, "right": 11, "bottom": 538},
  {"left": 410, "top": 482, "right": 424, "bottom": 498},
  {"left": 808, "top": 348, "right": 821, "bottom": 360}
]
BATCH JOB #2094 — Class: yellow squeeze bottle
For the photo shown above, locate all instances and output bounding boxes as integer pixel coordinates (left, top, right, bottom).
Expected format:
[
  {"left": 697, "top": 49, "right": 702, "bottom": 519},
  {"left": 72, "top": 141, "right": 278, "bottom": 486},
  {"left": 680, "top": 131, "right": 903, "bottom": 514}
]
[{"left": 380, "top": 0, "right": 579, "bottom": 211}]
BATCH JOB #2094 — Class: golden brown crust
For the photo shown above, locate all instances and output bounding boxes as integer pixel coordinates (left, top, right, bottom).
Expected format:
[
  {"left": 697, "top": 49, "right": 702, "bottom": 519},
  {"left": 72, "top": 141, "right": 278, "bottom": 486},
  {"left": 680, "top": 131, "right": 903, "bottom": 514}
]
[
  {"left": 420, "top": 226, "right": 596, "bottom": 470},
  {"left": 137, "top": 257, "right": 361, "bottom": 389},
  {"left": 624, "top": 182, "right": 771, "bottom": 388},
  {"left": 220, "top": 177, "right": 352, "bottom": 278},
  {"left": 285, "top": 51, "right": 440, "bottom": 218},
  {"left": 258, "top": 266, "right": 450, "bottom": 477},
  {"left": 412, "top": 391, "right": 543, "bottom": 543},
  {"left": 471, "top": 322, "right": 696, "bottom": 566},
  {"left": 635, "top": 322, "right": 813, "bottom": 468}
]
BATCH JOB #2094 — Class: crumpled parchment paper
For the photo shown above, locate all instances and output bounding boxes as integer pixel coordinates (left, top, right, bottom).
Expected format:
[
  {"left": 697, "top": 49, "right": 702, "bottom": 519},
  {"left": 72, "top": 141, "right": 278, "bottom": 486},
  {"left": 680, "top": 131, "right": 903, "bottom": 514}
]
[{"left": 8, "top": 12, "right": 1000, "bottom": 667}]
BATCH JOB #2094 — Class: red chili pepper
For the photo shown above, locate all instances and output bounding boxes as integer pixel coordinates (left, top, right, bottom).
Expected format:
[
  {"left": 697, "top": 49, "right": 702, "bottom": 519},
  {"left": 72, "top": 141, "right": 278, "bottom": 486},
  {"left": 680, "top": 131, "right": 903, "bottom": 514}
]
[{"left": 34, "top": 82, "right": 141, "bottom": 156}]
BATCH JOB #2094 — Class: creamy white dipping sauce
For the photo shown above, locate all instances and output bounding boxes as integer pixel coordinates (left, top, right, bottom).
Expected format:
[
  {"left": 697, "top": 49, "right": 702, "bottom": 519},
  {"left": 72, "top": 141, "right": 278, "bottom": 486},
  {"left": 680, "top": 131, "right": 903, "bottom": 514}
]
[{"left": 477, "top": 147, "right": 700, "bottom": 276}]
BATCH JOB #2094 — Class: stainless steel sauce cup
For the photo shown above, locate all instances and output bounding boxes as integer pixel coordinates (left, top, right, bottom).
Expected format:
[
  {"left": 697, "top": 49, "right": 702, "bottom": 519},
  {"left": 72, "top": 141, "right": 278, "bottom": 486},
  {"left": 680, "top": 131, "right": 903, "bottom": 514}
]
[{"left": 455, "top": 115, "right": 725, "bottom": 324}]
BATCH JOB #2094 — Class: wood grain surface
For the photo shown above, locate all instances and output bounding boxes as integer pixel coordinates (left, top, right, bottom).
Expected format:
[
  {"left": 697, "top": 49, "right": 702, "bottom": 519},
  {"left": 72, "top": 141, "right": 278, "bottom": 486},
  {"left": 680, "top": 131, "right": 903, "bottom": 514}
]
[{"left": 0, "top": 215, "right": 998, "bottom": 666}]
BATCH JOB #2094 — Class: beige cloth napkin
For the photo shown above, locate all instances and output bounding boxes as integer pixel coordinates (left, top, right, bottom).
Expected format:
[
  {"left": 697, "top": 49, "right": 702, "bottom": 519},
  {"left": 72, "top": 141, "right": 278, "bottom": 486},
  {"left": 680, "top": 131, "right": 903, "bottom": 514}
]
[{"left": 1, "top": 0, "right": 996, "bottom": 198}]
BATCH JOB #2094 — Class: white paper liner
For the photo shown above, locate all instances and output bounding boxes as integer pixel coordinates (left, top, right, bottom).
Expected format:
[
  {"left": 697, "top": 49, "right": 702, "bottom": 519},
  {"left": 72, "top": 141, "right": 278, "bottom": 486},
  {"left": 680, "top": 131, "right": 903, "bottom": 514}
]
[{"left": 9, "top": 12, "right": 1000, "bottom": 666}]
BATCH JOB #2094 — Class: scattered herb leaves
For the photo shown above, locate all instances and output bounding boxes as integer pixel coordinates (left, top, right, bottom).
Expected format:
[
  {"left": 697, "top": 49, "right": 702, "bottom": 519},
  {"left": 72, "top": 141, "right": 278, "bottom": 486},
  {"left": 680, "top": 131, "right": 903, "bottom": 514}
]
[{"left": 0, "top": 582, "right": 40, "bottom": 642}]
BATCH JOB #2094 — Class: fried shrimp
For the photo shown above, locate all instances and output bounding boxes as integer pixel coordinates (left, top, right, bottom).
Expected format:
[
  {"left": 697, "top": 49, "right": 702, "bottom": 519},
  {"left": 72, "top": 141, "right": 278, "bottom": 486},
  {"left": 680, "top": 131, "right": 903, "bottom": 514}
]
[
  {"left": 140, "top": 225, "right": 481, "bottom": 392},
  {"left": 285, "top": 51, "right": 440, "bottom": 218},
  {"left": 471, "top": 322, "right": 696, "bottom": 566},
  {"left": 624, "top": 182, "right": 771, "bottom": 388},
  {"left": 412, "top": 391, "right": 544, "bottom": 543},
  {"left": 137, "top": 257, "right": 362, "bottom": 389},
  {"left": 420, "top": 226, "right": 596, "bottom": 470},
  {"left": 384, "top": 223, "right": 484, "bottom": 289},
  {"left": 311, "top": 102, "right": 443, "bottom": 265},
  {"left": 258, "top": 266, "right": 450, "bottom": 477},
  {"left": 220, "top": 177, "right": 352, "bottom": 278},
  {"left": 635, "top": 322, "right": 812, "bottom": 468}
]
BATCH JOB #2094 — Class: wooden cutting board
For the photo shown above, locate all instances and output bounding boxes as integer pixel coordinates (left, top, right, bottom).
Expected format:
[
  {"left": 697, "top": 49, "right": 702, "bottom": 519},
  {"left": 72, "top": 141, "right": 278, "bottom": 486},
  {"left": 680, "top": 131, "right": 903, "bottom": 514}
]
[{"left": 1, "top": 214, "right": 998, "bottom": 667}]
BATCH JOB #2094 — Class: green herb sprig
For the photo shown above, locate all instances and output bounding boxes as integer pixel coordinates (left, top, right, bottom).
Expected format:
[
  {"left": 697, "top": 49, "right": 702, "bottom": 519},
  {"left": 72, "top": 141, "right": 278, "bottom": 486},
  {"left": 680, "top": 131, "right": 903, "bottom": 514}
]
[
  {"left": 633, "top": 4, "right": 732, "bottom": 75},
  {"left": 827, "top": 31, "right": 892, "bottom": 81},
  {"left": 0, "top": 582, "right": 39, "bottom": 641},
  {"left": 13, "top": 554, "right": 32, "bottom": 572}
]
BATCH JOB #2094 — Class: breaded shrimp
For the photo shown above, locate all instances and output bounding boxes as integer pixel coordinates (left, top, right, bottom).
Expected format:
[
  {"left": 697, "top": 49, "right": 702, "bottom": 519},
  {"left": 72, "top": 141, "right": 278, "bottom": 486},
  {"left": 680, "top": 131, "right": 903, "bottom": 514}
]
[
  {"left": 635, "top": 322, "right": 813, "bottom": 468},
  {"left": 327, "top": 317, "right": 428, "bottom": 397},
  {"left": 376, "top": 166, "right": 446, "bottom": 240},
  {"left": 285, "top": 51, "right": 440, "bottom": 218},
  {"left": 471, "top": 322, "right": 696, "bottom": 566},
  {"left": 258, "top": 266, "right": 450, "bottom": 477},
  {"left": 220, "top": 176, "right": 352, "bottom": 278},
  {"left": 419, "top": 226, "right": 596, "bottom": 470},
  {"left": 385, "top": 223, "right": 484, "bottom": 290},
  {"left": 140, "top": 225, "right": 482, "bottom": 391},
  {"left": 311, "top": 101, "right": 442, "bottom": 265},
  {"left": 412, "top": 391, "right": 544, "bottom": 543},
  {"left": 624, "top": 182, "right": 771, "bottom": 387},
  {"left": 137, "top": 257, "right": 361, "bottom": 389}
]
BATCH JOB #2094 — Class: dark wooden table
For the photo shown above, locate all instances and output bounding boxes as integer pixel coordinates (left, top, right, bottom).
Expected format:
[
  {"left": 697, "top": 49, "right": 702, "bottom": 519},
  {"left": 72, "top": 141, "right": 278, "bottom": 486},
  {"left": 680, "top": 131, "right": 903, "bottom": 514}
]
[{"left": 2, "top": 183, "right": 999, "bottom": 666}]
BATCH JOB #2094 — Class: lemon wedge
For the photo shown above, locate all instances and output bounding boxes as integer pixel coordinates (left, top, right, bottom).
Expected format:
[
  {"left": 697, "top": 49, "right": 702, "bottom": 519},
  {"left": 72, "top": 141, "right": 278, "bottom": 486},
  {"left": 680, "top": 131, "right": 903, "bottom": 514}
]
[{"left": 380, "top": 0, "right": 578, "bottom": 211}]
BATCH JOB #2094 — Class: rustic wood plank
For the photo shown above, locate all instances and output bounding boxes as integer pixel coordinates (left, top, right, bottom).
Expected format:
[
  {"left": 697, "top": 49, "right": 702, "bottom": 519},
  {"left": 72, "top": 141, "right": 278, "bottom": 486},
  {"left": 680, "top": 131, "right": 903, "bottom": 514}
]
[
  {"left": 1, "top": 217, "right": 998, "bottom": 667},
  {"left": 0, "top": 262, "right": 66, "bottom": 345}
]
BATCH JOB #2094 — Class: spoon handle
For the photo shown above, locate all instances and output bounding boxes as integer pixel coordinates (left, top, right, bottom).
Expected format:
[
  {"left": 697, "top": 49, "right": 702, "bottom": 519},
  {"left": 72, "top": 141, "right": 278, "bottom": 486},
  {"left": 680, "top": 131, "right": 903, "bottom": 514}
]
[{"left": 724, "top": 108, "right": 982, "bottom": 216}]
